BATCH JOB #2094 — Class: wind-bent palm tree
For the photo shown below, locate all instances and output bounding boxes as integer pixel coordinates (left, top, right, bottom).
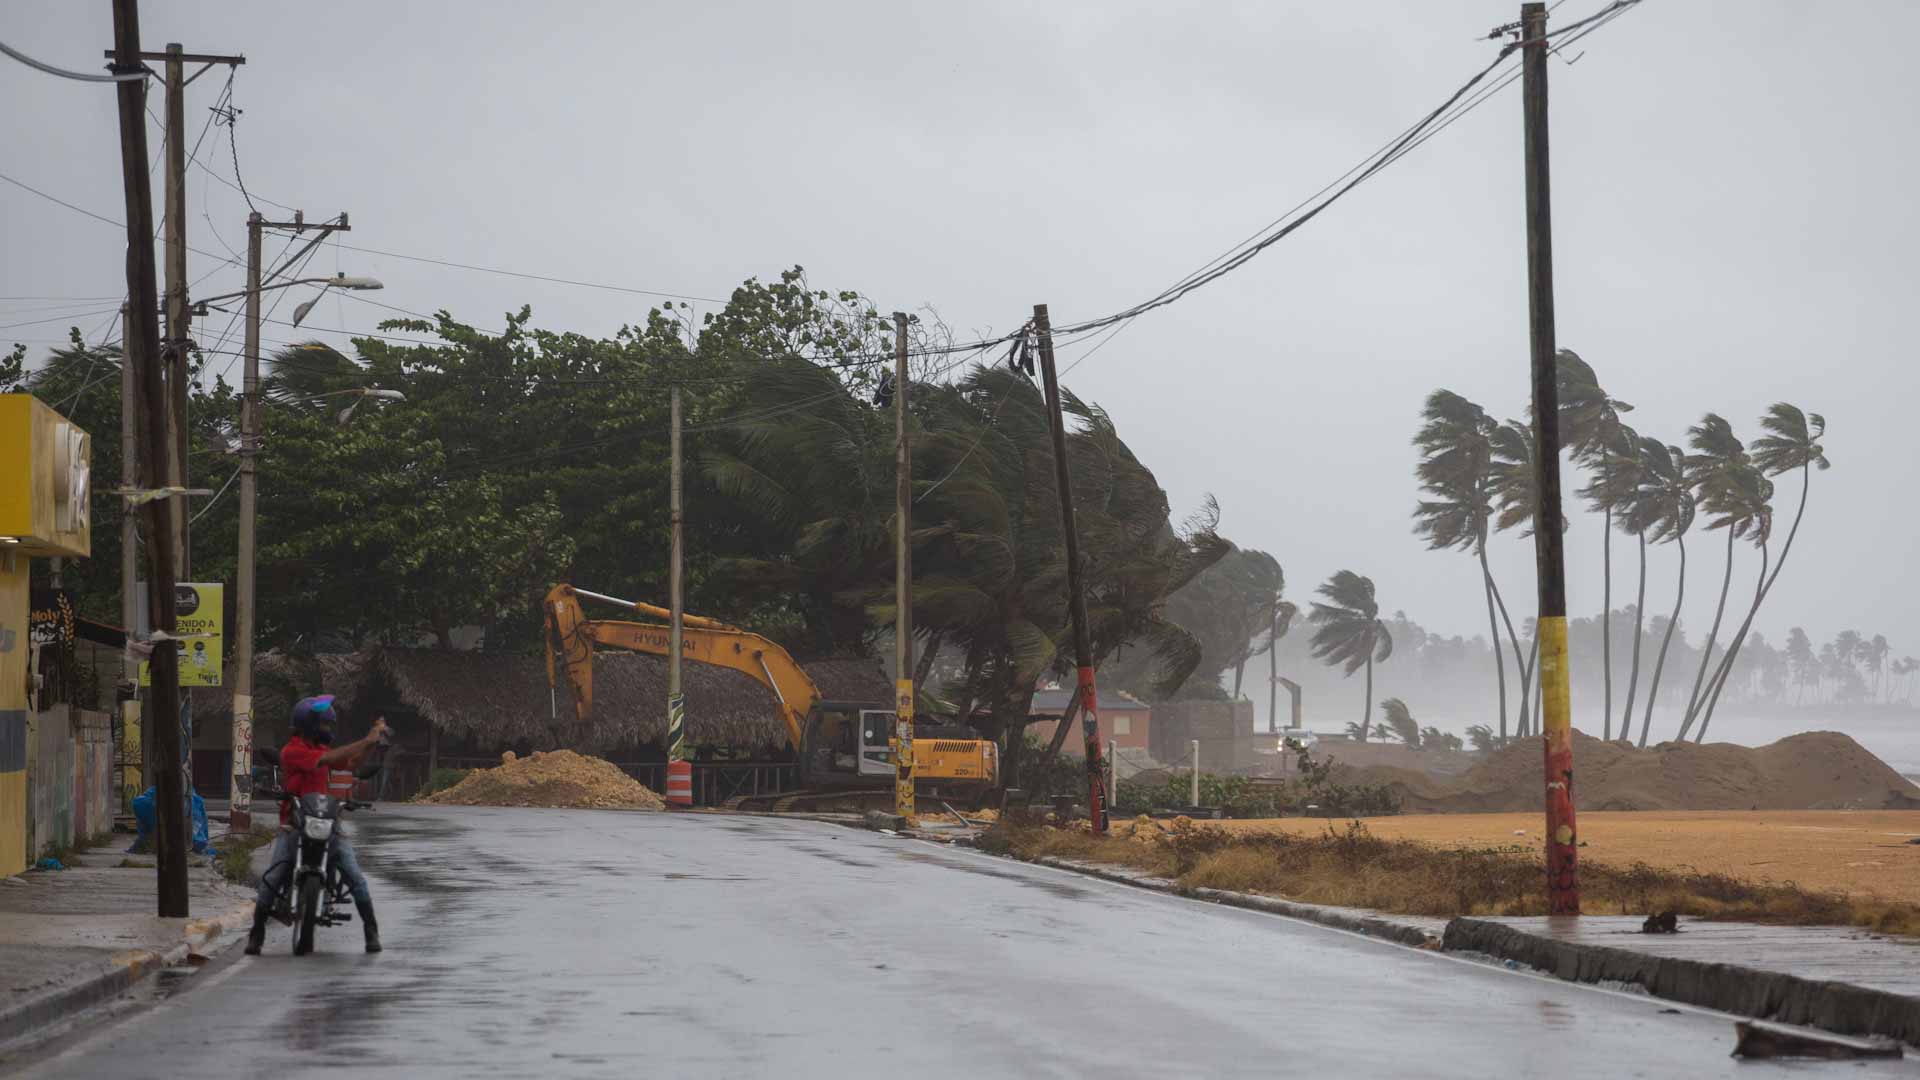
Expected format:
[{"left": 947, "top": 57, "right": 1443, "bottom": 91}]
[
  {"left": 1624, "top": 439, "right": 1693, "bottom": 746},
  {"left": 1785, "top": 628, "right": 1817, "bottom": 704},
  {"left": 1309, "top": 571, "right": 1394, "bottom": 740},
  {"left": 1676, "top": 415, "right": 1757, "bottom": 735},
  {"left": 1379, "top": 698, "right": 1420, "bottom": 748},
  {"left": 1696, "top": 404, "right": 1825, "bottom": 736},
  {"left": 1580, "top": 424, "right": 1649, "bottom": 741},
  {"left": 1488, "top": 418, "right": 1553, "bottom": 738},
  {"left": 1682, "top": 454, "right": 1773, "bottom": 741},
  {"left": 1413, "top": 390, "right": 1517, "bottom": 743},
  {"left": 1556, "top": 351, "right": 1633, "bottom": 737}
]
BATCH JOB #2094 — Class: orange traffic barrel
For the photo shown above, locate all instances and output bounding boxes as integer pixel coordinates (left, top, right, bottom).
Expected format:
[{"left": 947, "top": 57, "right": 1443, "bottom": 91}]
[{"left": 665, "top": 760, "right": 694, "bottom": 807}]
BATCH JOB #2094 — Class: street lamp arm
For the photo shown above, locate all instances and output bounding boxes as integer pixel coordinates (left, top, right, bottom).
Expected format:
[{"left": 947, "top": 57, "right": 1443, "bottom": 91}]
[{"left": 190, "top": 273, "right": 382, "bottom": 310}]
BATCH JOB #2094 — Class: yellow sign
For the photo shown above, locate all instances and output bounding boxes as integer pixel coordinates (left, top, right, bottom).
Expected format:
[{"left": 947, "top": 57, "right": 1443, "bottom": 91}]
[
  {"left": 140, "top": 582, "right": 224, "bottom": 687},
  {"left": 0, "top": 394, "right": 91, "bottom": 558}
]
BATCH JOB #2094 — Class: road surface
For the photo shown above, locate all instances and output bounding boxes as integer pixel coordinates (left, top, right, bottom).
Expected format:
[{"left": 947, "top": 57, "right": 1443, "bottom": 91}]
[{"left": 13, "top": 807, "right": 1916, "bottom": 1079}]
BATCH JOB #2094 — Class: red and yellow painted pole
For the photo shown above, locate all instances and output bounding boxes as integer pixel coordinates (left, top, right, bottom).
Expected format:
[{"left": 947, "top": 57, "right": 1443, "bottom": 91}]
[{"left": 1521, "top": 2, "right": 1577, "bottom": 913}]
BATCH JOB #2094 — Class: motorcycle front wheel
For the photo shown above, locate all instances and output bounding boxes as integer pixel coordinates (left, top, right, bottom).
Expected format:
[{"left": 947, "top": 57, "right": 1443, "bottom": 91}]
[{"left": 293, "top": 874, "right": 323, "bottom": 955}]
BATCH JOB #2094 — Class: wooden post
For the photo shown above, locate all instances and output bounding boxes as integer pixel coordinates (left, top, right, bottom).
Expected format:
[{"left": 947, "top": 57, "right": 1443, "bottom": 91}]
[
  {"left": 111, "top": 0, "right": 189, "bottom": 917},
  {"left": 892, "top": 313, "right": 915, "bottom": 820},
  {"left": 1522, "top": 1, "right": 1578, "bottom": 914},
  {"left": 228, "top": 212, "right": 262, "bottom": 832},
  {"left": 1032, "top": 304, "right": 1108, "bottom": 834}
]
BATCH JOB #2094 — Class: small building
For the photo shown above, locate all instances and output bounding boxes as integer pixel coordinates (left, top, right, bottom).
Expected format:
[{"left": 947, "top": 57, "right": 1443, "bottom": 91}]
[{"left": 1026, "top": 686, "right": 1152, "bottom": 756}]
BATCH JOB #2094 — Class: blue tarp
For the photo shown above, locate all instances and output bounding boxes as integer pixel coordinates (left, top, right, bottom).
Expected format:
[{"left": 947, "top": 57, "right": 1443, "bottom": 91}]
[{"left": 129, "top": 786, "right": 211, "bottom": 854}]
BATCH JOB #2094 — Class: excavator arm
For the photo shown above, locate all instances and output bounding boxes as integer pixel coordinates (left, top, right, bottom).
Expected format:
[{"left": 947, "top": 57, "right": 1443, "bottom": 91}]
[{"left": 543, "top": 583, "right": 822, "bottom": 751}]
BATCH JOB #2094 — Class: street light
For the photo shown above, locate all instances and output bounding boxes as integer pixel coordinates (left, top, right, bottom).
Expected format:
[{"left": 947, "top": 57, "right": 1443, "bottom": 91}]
[
  {"left": 190, "top": 273, "right": 384, "bottom": 325},
  {"left": 335, "top": 387, "right": 406, "bottom": 426}
]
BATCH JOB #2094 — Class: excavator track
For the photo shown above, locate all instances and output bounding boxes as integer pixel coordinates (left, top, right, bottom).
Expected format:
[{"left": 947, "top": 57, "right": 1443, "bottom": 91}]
[{"left": 721, "top": 788, "right": 893, "bottom": 814}]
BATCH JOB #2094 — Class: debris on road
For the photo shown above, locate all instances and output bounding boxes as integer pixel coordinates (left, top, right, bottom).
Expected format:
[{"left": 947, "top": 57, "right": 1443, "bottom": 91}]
[
  {"left": 1732, "top": 1020, "right": 1902, "bottom": 1060},
  {"left": 420, "top": 749, "right": 664, "bottom": 810}
]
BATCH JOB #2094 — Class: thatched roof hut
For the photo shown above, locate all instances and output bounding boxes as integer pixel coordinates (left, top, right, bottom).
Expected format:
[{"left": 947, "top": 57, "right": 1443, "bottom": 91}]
[
  {"left": 357, "top": 647, "right": 892, "bottom": 755},
  {"left": 188, "top": 647, "right": 893, "bottom": 757}
]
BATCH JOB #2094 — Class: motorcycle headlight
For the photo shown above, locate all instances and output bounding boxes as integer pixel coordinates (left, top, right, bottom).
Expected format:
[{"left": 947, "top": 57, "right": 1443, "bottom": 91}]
[{"left": 303, "top": 817, "right": 335, "bottom": 841}]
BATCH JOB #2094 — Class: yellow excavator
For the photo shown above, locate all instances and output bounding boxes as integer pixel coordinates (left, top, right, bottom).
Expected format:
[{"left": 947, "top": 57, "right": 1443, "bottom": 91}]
[{"left": 543, "top": 584, "right": 997, "bottom": 803}]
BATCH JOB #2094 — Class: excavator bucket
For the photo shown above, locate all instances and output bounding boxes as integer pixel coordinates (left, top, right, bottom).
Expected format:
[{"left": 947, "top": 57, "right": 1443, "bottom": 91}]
[{"left": 544, "top": 584, "right": 594, "bottom": 723}]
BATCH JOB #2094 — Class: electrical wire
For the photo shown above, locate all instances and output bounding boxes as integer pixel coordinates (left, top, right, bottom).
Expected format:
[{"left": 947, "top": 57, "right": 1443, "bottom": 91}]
[
  {"left": 0, "top": 40, "right": 148, "bottom": 82},
  {"left": 189, "top": 464, "right": 242, "bottom": 523},
  {"left": 328, "top": 241, "right": 731, "bottom": 305}
]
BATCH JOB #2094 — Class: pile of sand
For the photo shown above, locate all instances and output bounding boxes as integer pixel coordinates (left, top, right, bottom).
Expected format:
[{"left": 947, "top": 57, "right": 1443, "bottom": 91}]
[
  {"left": 1340, "top": 731, "right": 1920, "bottom": 813},
  {"left": 421, "top": 749, "right": 665, "bottom": 810}
]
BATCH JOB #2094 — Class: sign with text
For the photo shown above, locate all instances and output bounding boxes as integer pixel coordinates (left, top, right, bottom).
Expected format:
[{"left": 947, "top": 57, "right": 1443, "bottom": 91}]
[{"left": 137, "top": 582, "right": 224, "bottom": 687}]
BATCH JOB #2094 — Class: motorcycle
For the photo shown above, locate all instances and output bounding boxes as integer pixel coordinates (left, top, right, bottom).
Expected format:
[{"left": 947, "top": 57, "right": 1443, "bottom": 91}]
[{"left": 254, "top": 743, "right": 389, "bottom": 956}]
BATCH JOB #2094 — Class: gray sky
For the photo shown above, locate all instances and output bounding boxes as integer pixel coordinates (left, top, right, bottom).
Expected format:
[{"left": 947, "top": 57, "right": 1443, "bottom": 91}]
[{"left": 6, "top": 1, "right": 1914, "bottom": 671}]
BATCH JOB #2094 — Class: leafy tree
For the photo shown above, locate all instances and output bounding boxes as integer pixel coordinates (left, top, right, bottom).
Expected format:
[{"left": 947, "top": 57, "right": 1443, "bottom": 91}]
[{"left": 1308, "top": 571, "right": 1393, "bottom": 740}]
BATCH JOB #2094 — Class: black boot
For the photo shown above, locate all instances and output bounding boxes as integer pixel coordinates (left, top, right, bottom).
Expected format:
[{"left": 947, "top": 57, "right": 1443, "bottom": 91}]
[
  {"left": 357, "top": 900, "right": 382, "bottom": 953},
  {"left": 243, "top": 905, "right": 270, "bottom": 955}
]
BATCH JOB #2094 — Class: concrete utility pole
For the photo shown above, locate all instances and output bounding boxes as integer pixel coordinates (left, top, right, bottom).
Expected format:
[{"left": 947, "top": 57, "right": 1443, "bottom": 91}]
[
  {"left": 110, "top": 0, "right": 189, "bottom": 918},
  {"left": 227, "top": 211, "right": 356, "bottom": 831},
  {"left": 1032, "top": 304, "right": 1108, "bottom": 834},
  {"left": 1521, "top": 1, "right": 1579, "bottom": 914},
  {"left": 891, "top": 313, "right": 915, "bottom": 820},
  {"left": 664, "top": 385, "right": 691, "bottom": 807}
]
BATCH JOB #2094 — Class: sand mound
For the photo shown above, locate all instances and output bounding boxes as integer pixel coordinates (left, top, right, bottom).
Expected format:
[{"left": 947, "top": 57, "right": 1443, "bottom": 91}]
[
  {"left": 421, "top": 749, "right": 665, "bottom": 810},
  {"left": 1340, "top": 730, "right": 1920, "bottom": 813}
]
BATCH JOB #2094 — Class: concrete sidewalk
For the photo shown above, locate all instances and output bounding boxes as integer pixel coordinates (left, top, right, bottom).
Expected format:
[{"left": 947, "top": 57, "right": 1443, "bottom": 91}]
[{"left": 0, "top": 837, "right": 255, "bottom": 1051}]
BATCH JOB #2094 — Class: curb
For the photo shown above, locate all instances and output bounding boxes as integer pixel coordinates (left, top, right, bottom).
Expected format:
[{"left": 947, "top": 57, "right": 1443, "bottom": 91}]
[
  {"left": 1442, "top": 917, "right": 1920, "bottom": 1046},
  {"left": 0, "top": 896, "right": 255, "bottom": 1051},
  {"left": 1031, "top": 856, "right": 1441, "bottom": 948}
]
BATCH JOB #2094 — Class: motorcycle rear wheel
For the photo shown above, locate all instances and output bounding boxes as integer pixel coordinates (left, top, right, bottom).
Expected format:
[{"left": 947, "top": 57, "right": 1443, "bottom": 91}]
[{"left": 293, "top": 874, "right": 323, "bottom": 955}]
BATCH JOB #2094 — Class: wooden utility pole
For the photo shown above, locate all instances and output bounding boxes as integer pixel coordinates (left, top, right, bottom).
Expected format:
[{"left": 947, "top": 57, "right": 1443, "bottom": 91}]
[
  {"left": 118, "top": 303, "right": 148, "bottom": 798},
  {"left": 1032, "top": 304, "right": 1108, "bottom": 834},
  {"left": 664, "top": 385, "right": 691, "bottom": 807},
  {"left": 892, "top": 313, "right": 916, "bottom": 820},
  {"left": 111, "top": 0, "right": 189, "bottom": 918},
  {"left": 1521, "top": 1, "right": 1578, "bottom": 914},
  {"left": 229, "top": 212, "right": 263, "bottom": 832}
]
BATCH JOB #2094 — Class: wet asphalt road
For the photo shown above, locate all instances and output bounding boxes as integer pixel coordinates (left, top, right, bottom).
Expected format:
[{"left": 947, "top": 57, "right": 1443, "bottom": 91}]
[{"left": 16, "top": 806, "right": 1920, "bottom": 1079}]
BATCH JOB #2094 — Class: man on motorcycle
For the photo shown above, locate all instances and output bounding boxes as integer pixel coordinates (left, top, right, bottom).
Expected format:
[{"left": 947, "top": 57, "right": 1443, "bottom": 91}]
[{"left": 244, "top": 695, "right": 390, "bottom": 955}]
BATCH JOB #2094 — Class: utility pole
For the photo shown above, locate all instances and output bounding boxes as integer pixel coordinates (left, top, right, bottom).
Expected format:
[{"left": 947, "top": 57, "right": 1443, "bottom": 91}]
[
  {"left": 228, "top": 211, "right": 351, "bottom": 832},
  {"left": 229, "top": 212, "right": 263, "bottom": 832},
  {"left": 111, "top": 0, "right": 189, "bottom": 918},
  {"left": 118, "top": 303, "right": 148, "bottom": 800},
  {"left": 1032, "top": 304, "right": 1108, "bottom": 834},
  {"left": 891, "top": 312, "right": 915, "bottom": 821},
  {"left": 1521, "top": 1, "right": 1578, "bottom": 914},
  {"left": 664, "top": 385, "right": 691, "bottom": 808}
]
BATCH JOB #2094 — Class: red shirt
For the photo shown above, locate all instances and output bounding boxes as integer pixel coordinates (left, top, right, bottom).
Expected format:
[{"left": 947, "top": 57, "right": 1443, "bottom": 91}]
[{"left": 278, "top": 736, "right": 329, "bottom": 825}]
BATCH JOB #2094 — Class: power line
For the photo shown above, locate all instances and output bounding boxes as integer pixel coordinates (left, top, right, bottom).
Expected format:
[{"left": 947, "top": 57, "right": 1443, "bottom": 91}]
[
  {"left": 328, "top": 241, "right": 731, "bottom": 305},
  {"left": 0, "top": 39, "right": 148, "bottom": 82}
]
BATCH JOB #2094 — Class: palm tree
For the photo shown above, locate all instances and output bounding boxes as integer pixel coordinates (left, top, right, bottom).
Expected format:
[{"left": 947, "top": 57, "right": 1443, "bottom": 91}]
[
  {"left": 1674, "top": 415, "right": 1758, "bottom": 737},
  {"left": 1785, "top": 627, "right": 1816, "bottom": 704},
  {"left": 1580, "top": 424, "right": 1649, "bottom": 741},
  {"left": 1488, "top": 418, "right": 1556, "bottom": 738},
  {"left": 1378, "top": 698, "right": 1420, "bottom": 748},
  {"left": 1309, "top": 571, "right": 1394, "bottom": 740},
  {"left": 1556, "top": 351, "right": 1633, "bottom": 737},
  {"left": 1686, "top": 461, "right": 1773, "bottom": 741},
  {"left": 1625, "top": 439, "right": 1694, "bottom": 746},
  {"left": 1696, "top": 405, "right": 1828, "bottom": 733},
  {"left": 1413, "top": 390, "right": 1518, "bottom": 743},
  {"left": 1865, "top": 634, "right": 1892, "bottom": 703}
]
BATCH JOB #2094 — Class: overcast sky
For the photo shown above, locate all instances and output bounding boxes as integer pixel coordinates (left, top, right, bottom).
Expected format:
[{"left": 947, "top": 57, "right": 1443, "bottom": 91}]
[{"left": 6, "top": 2, "right": 1915, "bottom": 685}]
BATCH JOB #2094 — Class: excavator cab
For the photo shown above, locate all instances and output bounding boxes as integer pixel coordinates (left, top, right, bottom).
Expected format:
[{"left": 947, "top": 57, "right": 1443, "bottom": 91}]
[{"left": 799, "top": 703, "right": 899, "bottom": 786}]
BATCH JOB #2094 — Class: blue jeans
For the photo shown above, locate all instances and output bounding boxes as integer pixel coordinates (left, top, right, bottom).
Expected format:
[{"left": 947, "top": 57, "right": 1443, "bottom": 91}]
[{"left": 255, "top": 825, "right": 372, "bottom": 909}]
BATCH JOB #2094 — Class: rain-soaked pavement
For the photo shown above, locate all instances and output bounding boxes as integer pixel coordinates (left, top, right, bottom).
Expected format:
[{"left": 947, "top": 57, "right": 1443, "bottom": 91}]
[{"left": 13, "top": 806, "right": 1920, "bottom": 1079}]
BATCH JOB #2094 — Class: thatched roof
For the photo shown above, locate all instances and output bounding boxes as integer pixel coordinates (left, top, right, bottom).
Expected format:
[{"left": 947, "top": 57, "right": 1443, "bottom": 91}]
[{"left": 192, "top": 648, "right": 893, "bottom": 754}]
